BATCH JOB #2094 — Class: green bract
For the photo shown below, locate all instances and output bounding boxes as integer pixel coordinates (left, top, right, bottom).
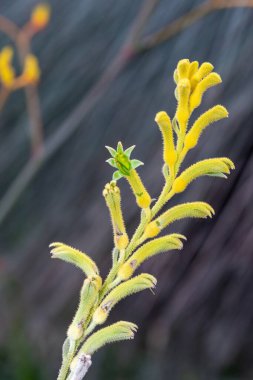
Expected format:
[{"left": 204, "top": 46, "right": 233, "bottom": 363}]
[{"left": 105, "top": 142, "right": 143, "bottom": 180}]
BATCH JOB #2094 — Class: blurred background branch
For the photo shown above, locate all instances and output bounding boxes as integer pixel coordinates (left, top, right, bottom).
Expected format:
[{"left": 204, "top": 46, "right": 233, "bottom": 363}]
[{"left": 137, "top": 0, "right": 253, "bottom": 51}]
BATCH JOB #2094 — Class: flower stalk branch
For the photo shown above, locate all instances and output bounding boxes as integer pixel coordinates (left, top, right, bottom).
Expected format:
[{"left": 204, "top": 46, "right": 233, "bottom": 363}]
[{"left": 52, "top": 59, "right": 235, "bottom": 380}]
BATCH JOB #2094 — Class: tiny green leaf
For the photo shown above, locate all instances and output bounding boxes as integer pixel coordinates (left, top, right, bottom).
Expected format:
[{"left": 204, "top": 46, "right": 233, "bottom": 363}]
[
  {"left": 131, "top": 159, "right": 144, "bottom": 169},
  {"left": 106, "top": 158, "right": 117, "bottom": 168},
  {"left": 117, "top": 141, "right": 124, "bottom": 153},
  {"left": 105, "top": 146, "right": 117, "bottom": 157},
  {"left": 125, "top": 145, "right": 136, "bottom": 158},
  {"left": 113, "top": 171, "right": 124, "bottom": 181}
]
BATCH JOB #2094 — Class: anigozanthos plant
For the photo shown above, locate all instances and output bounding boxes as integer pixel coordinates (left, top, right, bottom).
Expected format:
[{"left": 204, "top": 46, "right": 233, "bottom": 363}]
[{"left": 51, "top": 59, "right": 235, "bottom": 380}]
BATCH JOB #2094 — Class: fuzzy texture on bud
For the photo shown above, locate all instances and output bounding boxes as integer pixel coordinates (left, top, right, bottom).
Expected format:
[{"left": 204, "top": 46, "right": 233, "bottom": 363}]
[
  {"left": 67, "top": 276, "right": 101, "bottom": 341},
  {"left": 126, "top": 169, "right": 151, "bottom": 209},
  {"left": 155, "top": 111, "right": 177, "bottom": 175},
  {"left": 190, "top": 62, "right": 214, "bottom": 89},
  {"left": 175, "top": 78, "right": 191, "bottom": 132},
  {"left": 172, "top": 157, "right": 235, "bottom": 194},
  {"left": 185, "top": 105, "right": 228, "bottom": 150},
  {"left": 50, "top": 242, "right": 99, "bottom": 277},
  {"left": 103, "top": 181, "right": 129, "bottom": 249},
  {"left": 190, "top": 73, "right": 222, "bottom": 113},
  {"left": 93, "top": 274, "right": 156, "bottom": 324},
  {"left": 118, "top": 235, "right": 186, "bottom": 280},
  {"left": 80, "top": 322, "right": 138, "bottom": 355},
  {"left": 143, "top": 202, "right": 214, "bottom": 240}
]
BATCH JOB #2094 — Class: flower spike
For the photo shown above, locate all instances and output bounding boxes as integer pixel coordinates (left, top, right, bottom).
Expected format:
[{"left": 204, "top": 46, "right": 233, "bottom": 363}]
[{"left": 52, "top": 59, "right": 235, "bottom": 378}]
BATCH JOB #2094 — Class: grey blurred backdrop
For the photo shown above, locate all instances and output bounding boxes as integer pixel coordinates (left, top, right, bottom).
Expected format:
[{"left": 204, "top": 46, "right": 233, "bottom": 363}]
[{"left": 0, "top": 0, "right": 253, "bottom": 379}]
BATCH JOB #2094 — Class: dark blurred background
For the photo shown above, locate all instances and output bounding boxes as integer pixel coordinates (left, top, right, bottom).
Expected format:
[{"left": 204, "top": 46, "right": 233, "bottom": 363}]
[{"left": 0, "top": 0, "right": 253, "bottom": 379}]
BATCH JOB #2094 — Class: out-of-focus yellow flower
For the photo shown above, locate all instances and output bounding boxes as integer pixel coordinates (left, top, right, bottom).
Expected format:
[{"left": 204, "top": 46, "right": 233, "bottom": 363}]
[
  {"left": 22, "top": 54, "right": 41, "bottom": 84},
  {"left": 31, "top": 3, "right": 50, "bottom": 31},
  {"left": 0, "top": 47, "right": 15, "bottom": 88}
]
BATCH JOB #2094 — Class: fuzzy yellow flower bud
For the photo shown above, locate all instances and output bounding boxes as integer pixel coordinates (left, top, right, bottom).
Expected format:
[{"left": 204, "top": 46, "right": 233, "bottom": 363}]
[
  {"left": 93, "top": 274, "right": 156, "bottom": 324},
  {"left": 103, "top": 181, "right": 129, "bottom": 249},
  {"left": 80, "top": 322, "right": 138, "bottom": 355},
  {"left": 172, "top": 157, "right": 235, "bottom": 194},
  {"left": 175, "top": 79, "right": 191, "bottom": 132},
  {"left": 118, "top": 235, "right": 185, "bottom": 281},
  {"left": 155, "top": 111, "right": 177, "bottom": 175},
  {"left": 67, "top": 276, "right": 101, "bottom": 341},
  {"left": 190, "top": 72, "right": 222, "bottom": 113},
  {"left": 158, "top": 201, "right": 214, "bottom": 231},
  {"left": 127, "top": 169, "right": 151, "bottom": 209},
  {"left": 185, "top": 105, "right": 228, "bottom": 150},
  {"left": 93, "top": 274, "right": 102, "bottom": 291},
  {"left": 117, "top": 259, "right": 137, "bottom": 281},
  {"left": 23, "top": 54, "right": 40, "bottom": 84},
  {"left": 191, "top": 62, "right": 214, "bottom": 89},
  {"left": 31, "top": 3, "right": 50, "bottom": 31},
  {"left": 93, "top": 305, "right": 109, "bottom": 325},
  {"left": 67, "top": 324, "right": 83, "bottom": 340},
  {"left": 177, "top": 59, "right": 190, "bottom": 80},
  {"left": 172, "top": 177, "right": 187, "bottom": 193},
  {"left": 173, "top": 69, "right": 178, "bottom": 84},
  {"left": 0, "top": 47, "right": 15, "bottom": 88},
  {"left": 144, "top": 202, "right": 214, "bottom": 240},
  {"left": 50, "top": 242, "right": 99, "bottom": 277},
  {"left": 143, "top": 220, "right": 161, "bottom": 239},
  {"left": 188, "top": 61, "right": 199, "bottom": 80}
]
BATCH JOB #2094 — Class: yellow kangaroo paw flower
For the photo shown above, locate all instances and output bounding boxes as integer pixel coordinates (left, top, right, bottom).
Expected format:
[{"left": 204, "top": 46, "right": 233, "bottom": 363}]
[
  {"left": 172, "top": 157, "right": 235, "bottom": 194},
  {"left": 103, "top": 181, "right": 129, "bottom": 249},
  {"left": 143, "top": 202, "right": 214, "bottom": 240},
  {"left": 191, "top": 62, "right": 214, "bottom": 89},
  {"left": 190, "top": 72, "right": 222, "bottom": 113},
  {"left": 77, "top": 321, "right": 137, "bottom": 356},
  {"left": 185, "top": 105, "right": 228, "bottom": 150},
  {"left": 118, "top": 235, "right": 185, "bottom": 281},
  {"left": 50, "top": 242, "right": 99, "bottom": 277},
  {"left": 92, "top": 274, "right": 156, "bottom": 325},
  {"left": 155, "top": 111, "right": 177, "bottom": 176}
]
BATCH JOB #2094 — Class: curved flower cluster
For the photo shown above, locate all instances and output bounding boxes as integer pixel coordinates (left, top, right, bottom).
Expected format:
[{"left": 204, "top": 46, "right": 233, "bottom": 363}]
[{"left": 52, "top": 59, "right": 235, "bottom": 380}]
